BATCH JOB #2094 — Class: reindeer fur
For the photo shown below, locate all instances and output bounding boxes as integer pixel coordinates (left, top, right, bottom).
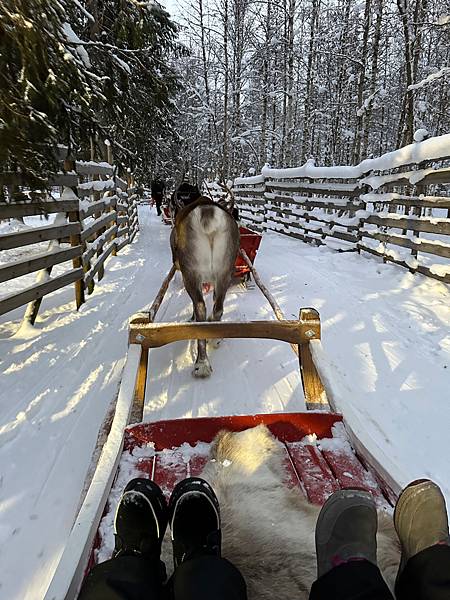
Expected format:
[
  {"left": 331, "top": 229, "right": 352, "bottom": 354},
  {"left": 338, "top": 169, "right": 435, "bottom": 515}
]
[
  {"left": 170, "top": 197, "right": 240, "bottom": 377},
  {"left": 161, "top": 425, "right": 401, "bottom": 598}
]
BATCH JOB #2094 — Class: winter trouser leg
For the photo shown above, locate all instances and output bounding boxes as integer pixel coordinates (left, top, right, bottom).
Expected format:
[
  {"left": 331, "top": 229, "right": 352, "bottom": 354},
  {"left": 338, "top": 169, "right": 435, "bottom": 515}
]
[
  {"left": 309, "top": 560, "right": 394, "bottom": 600},
  {"left": 78, "top": 555, "right": 165, "bottom": 600},
  {"left": 395, "top": 544, "right": 450, "bottom": 600},
  {"left": 169, "top": 555, "right": 247, "bottom": 600},
  {"left": 155, "top": 198, "right": 162, "bottom": 215}
]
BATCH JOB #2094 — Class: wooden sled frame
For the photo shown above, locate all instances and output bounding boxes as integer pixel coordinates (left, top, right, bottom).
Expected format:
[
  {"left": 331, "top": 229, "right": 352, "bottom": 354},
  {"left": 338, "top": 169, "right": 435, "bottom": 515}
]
[
  {"left": 128, "top": 306, "right": 327, "bottom": 421},
  {"left": 44, "top": 308, "right": 326, "bottom": 599},
  {"left": 44, "top": 308, "right": 404, "bottom": 600}
]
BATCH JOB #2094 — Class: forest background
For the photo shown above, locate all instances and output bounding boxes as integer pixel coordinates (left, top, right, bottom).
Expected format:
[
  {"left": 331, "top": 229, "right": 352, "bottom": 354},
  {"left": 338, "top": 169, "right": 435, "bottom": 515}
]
[{"left": 1, "top": 0, "right": 449, "bottom": 189}]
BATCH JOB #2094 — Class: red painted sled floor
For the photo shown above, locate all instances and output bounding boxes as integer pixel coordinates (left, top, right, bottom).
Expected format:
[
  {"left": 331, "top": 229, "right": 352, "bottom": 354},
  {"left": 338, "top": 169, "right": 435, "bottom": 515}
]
[{"left": 92, "top": 412, "right": 391, "bottom": 567}]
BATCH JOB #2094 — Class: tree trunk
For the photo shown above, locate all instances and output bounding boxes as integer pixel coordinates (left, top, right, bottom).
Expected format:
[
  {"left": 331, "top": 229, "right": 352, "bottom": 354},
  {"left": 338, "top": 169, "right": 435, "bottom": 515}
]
[
  {"left": 302, "top": 0, "right": 320, "bottom": 160},
  {"left": 222, "top": 0, "right": 230, "bottom": 179},
  {"left": 361, "top": 0, "right": 383, "bottom": 158},
  {"left": 353, "top": 0, "right": 372, "bottom": 163},
  {"left": 397, "top": 0, "right": 415, "bottom": 145},
  {"left": 259, "top": 0, "right": 272, "bottom": 167},
  {"left": 284, "top": 0, "right": 296, "bottom": 166}
]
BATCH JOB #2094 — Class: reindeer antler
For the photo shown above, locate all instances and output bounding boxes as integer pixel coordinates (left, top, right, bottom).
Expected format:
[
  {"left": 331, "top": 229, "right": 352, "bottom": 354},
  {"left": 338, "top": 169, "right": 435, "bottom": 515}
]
[{"left": 217, "top": 181, "right": 235, "bottom": 212}]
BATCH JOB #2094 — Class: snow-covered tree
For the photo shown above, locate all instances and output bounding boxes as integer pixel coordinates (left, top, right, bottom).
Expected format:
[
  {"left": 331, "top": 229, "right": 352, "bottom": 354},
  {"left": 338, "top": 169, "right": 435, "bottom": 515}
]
[
  {"left": 170, "top": 0, "right": 449, "bottom": 181},
  {"left": 0, "top": 0, "right": 99, "bottom": 185},
  {"left": 0, "top": 0, "right": 183, "bottom": 188}
]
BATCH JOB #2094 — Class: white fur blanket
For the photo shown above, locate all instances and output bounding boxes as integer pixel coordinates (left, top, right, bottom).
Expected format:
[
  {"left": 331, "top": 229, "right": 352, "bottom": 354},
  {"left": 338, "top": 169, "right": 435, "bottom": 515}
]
[{"left": 161, "top": 424, "right": 401, "bottom": 598}]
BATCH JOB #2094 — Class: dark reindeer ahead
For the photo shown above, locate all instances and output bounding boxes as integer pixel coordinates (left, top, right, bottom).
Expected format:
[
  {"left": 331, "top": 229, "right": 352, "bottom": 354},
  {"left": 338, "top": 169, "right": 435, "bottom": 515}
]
[{"left": 171, "top": 197, "right": 240, "bottom": 377}]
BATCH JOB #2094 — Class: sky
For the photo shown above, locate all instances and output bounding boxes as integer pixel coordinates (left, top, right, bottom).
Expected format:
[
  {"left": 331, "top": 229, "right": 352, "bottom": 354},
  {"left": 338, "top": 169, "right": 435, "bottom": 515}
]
[{"left": 161, "top": 0, "right": 180, "bottom": 18}]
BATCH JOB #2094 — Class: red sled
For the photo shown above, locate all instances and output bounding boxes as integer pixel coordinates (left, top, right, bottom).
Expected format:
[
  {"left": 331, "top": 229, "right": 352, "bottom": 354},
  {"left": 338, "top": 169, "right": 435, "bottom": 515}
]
[
  {"left": 162, "top": 205, "right": 172, "bottom": 225},
  {"left": 234, "top": 226, "right": 262, "bottom": 279},
  {"left": 44, "top": 309, "right": 400, "bottom": 599}
]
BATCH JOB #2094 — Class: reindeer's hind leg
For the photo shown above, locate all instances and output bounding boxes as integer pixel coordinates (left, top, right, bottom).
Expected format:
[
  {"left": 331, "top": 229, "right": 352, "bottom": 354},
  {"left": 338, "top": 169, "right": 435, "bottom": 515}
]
[
  {"left": 211, "top": 275, "right": 229, "bottom": 322},
  {"left": 208, "top": 274, "right": 231, "bottom": 348},
  {"left": 183, "top": 275, "right": 212, "bottom": 378}
]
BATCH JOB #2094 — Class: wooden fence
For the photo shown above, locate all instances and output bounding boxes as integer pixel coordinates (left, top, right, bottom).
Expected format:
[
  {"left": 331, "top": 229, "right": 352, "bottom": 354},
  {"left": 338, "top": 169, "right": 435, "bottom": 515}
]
[
  {"left": 228, "top": 134, "right": 450, "bottom": 284},
  {"left": 0, "top": 161, "right": 140, "bottom": 322}
]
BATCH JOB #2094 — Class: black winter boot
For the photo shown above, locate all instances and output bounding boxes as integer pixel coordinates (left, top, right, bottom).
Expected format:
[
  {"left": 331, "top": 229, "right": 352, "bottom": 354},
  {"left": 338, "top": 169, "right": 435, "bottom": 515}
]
[
  {"left": 113, "top": 478, "right": 168, "bottom": 560},
  {"left": 168, "top": 477, "right": 221, "bottom": 568}
]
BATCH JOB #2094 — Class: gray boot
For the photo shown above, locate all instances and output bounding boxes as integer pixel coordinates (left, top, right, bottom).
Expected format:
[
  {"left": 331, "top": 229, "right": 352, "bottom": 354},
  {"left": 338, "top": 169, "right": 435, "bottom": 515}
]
[
  {"left": 315, "top": 489, "right": 378, "bottom": 578},
  {"left": 394, "top": 479, "right": 449, "bottom": 578}
]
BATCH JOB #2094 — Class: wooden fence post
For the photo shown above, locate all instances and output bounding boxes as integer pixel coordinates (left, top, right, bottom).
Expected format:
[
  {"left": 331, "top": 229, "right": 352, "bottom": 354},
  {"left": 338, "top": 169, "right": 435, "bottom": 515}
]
[
  {"left": 67, "top": 205, "right": 85, "bottom": 309},
  {"left": 64, "top": 160, "right": 85, "bottom": 309},
  {"left": 110, "top": 192, "right": 118, "bottom": 257},
  {"left": 411, "top": 160, "right": 425, "bottom": 258},
  {"left": 357, "top": 182, "right": 370, "bottom": 255},
  {"left": 261, "top": 173, "right": 268, "bottom": 232}
]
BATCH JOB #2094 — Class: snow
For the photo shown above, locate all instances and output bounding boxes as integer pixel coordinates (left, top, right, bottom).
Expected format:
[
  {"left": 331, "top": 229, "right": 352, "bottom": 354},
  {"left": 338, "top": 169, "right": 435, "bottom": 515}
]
[
  {"left": 234, "top": 174, "right": 265, "bottom": 186},
  {"left": 430, "top": 263, "right": 450, "bottom": 277},
  {"left": 1, "top": 208, "right": 450, "bottom": 598},
  {"left": 414, "top": 128, "right": 429, "bottom": 142},
  {"left": 112, "top": 54, "right": 131, "bottom": 75},
  {"left": 436, "top": 14, "right": 450, "bottom": 25},
  {"left": 234, "top": 134, "right": 450, "bottom": 184},
  {"left": 360, "top": 168, "right": 434, "bottom": 190},
  {"left": 61, "top": 23, "right": 91, "bottom": 69},
  {"left": 408, "top": 67, "right": 450, "bottom": 91},
  {"left": 76, "top": 160, "right": 113, "bottom": 169},
  {"left": 78, "top": 179, "right": 115, "bottom": 192},
  {"left": 369, "top": 211, "right": 449, "bottom": 225}
]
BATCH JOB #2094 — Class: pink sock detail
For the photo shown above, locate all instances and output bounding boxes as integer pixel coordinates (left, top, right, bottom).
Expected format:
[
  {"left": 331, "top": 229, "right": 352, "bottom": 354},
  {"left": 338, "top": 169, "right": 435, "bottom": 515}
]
[{"left": 331, "top": 555, "right": 366, "bottom": 568}]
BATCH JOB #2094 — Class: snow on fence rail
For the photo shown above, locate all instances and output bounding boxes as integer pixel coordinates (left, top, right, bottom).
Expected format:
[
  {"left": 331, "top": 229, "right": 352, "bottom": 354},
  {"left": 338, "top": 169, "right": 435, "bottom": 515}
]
[
  {"left": 230, "top": 134, "right": 450, "bottom": 283},
  {"left": 0, "top": 161, "right": 140, "bottom": 322}
]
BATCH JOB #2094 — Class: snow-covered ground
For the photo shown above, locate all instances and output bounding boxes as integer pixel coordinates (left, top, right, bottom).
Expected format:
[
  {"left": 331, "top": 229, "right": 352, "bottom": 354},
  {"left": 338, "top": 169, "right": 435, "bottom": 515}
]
[{"left": 0, "top": 207, "right": 449, "bottom": 599}]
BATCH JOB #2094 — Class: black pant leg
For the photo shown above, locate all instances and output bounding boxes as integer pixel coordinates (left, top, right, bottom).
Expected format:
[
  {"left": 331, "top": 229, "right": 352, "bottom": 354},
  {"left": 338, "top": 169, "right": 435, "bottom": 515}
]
[
  {"left": 78, "top": 555, "right": 165, "bottom": 600},
  {"left": 171, "top": 555, "right": 247, "bottom": 600},
  {"left": 396, "top": 544, "right": 450, "bottom": 600},
  {"left": 309, "top": 560, "right": 394, "bottom": 600},
  {"left": 155, "top": 198, "right": 162, "bottom": 215}
]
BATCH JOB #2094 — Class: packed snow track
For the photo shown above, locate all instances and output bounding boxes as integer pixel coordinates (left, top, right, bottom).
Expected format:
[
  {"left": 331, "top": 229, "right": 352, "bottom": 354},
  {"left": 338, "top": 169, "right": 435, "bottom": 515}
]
[{"left": 0, "top": 206, "right": 449, "bottom": 600}]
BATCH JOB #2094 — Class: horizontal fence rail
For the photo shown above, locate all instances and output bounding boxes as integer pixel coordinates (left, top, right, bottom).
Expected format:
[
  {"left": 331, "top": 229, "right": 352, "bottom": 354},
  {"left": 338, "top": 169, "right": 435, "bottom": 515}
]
[
  {"left": 0, "top": 160, "right": 140, "bottom": 322},
  {"left": 223, "top": 134, "right": 450, "bottom": 284}
]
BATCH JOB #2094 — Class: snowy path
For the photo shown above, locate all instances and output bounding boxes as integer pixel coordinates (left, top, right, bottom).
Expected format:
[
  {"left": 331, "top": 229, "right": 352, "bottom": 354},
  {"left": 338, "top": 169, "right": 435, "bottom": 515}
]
[
  {"left": 0, "top": 207, "right": 449, "bottom": 599},
  {"left": 143, "top": 267, "right": 305, "bottom": 422},
  {"left": 255, "top": 234, "right": 450, "bottom": 502},
  {"left": 0, "top": 210, "right": 170, "bottom": 600}
]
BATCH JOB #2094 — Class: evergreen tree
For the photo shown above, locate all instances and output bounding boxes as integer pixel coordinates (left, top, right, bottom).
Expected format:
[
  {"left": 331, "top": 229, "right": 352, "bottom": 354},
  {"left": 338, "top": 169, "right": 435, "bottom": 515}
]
[
  {"left": 0, "top": 0, "right": 99, "bottom": 185},
  {"left": 0, "top": 0, "right": 183, "bottom": 188},
  {"left": 74, "top": 0, "right": 184, "bottom": 184}
]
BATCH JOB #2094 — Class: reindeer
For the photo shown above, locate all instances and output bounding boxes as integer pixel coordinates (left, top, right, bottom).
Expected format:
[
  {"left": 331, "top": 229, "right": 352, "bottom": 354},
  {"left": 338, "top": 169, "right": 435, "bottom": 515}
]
[{"left": 170, "top": 196, "right": 240, "bottom": 377}]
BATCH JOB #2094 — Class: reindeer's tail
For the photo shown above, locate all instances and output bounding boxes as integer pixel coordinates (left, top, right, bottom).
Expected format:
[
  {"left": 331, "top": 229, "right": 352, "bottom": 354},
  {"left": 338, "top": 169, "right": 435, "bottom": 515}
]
[{"left": 197, "top": 204, "right": 230, "bottom": 235}]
